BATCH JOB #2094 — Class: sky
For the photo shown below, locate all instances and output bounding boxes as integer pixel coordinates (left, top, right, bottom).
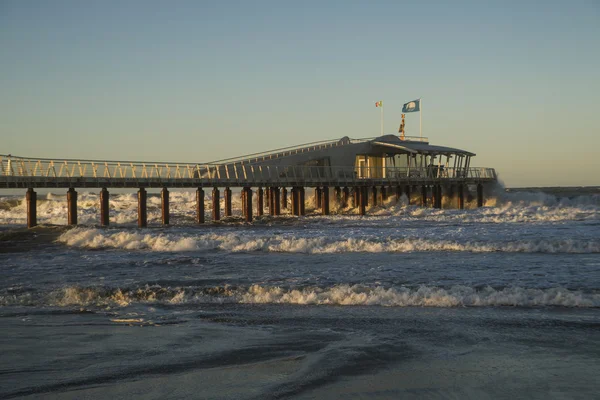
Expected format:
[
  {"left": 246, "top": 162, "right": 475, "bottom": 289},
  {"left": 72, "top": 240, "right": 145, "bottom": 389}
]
[{"left": 1, "top": 0, "right": 599, "bottom": 187}]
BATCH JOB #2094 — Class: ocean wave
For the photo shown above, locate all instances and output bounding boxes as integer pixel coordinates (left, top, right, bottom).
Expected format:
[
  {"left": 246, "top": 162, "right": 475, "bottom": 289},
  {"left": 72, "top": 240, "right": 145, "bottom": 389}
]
[
  {"left": 2, "top": 284, "right": 598, "bottom": 308},
  {"left": 57, "top": 228, "right": 600, "bottom": 254}
]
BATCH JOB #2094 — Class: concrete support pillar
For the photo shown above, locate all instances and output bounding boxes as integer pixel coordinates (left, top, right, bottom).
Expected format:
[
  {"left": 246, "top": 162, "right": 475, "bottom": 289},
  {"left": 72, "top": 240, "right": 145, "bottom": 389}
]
[
  {"left": 322, "top": 186, "right": 330, "bottom": 215},
  {"left": 370, "top": 186, "right": 377, "bottom": 207},
  {"left": 212, "top": 187, "right": 220, "bottom": 221},
  {"left": 359, "top": 187, "right": 367, "bottom": 216},
  {"left": 342, "top": 187, "right": 349, "bottom": 208},
  {"left": 421, "top": 185, "right": 427, "bottom": 207},
  {"left": 26, "top": 188, "right": 37, "bottom": 228},
  {"left": 314, "top": 187, "right": 322, "bottom": 208},
  {"left": 224, "top": 187, "right": 232, "bottom": 217},
  {"left": 196, "top": 188, "right": 205, "bottom": 223},
  {"left": 281, "top": 187, "right": 287, "bottom": 210},
  {"left": 243, "top": 187, "right": 253, "bottom": 222},
  {"left": 477, "top": 183, "right": 484, "bottom": 207},
  {"left": 161, "top": 187, "right": 169, "bottom": 225},
  {"left": 100, "top": 187, "right": 109, "bottom": 226},
  {"left": 138, "top": 188, "right": 147, "bottom": 228},
  {"left": 299, "top": 187, "right": 306, "bottom": 216},
  {"left": 67, "top": 187, "right": 77, "bottom": 225},
  {"left": 257, "top": 187, "right": 264, "bottom": 216}
]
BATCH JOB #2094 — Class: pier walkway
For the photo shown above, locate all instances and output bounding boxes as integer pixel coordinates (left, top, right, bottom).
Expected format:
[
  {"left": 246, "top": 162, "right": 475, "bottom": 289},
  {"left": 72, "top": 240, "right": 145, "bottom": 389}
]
[{"left": 0, "top": 154, "right": 496, "bottom": 189}]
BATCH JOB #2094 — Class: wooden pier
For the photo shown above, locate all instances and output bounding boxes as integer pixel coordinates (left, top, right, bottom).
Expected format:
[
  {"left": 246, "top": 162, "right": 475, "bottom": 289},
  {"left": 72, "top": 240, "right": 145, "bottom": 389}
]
[{"left": 1, "top": 154, "right": 496, "bottom": 228}]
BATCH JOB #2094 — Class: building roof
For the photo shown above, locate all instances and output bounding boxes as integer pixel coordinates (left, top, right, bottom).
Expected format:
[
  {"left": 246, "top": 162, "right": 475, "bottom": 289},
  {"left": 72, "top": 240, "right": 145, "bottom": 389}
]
[{"left": 370, "top": 135, "right": 475, "bottom": 156}]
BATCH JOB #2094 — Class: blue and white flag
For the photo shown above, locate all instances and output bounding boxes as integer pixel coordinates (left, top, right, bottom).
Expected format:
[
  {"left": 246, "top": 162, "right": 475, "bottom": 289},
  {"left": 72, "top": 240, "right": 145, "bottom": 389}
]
[{"left": 402, "top": 99, "right": 420, "bottom": 113}]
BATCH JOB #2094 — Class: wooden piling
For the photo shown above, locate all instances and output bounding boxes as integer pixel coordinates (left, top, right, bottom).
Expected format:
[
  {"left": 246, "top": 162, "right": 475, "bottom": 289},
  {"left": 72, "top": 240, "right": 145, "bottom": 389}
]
[
  {"left": 334, "top": 187, "right": 341, "bottom": 207},
  {"left": 224, "top": 187, "right": 232, "bottom": 217},
  {"left": 291, "top": 188, "right": 297, "bottom": 216},
  {"left": 274, "top": 187, "right": 281, "bottom": 216},
  {"left": 299, "top": 187, "right": 305, "bottom": 216},
  {"left": 257, "top": 187, "right": 264, "bottom": 216},
  {"left": 322, "top": 186, "right": 329, "bottom": 215},
  {"left": 421, "top": 185, "right": 427, "bottom": 207},
  {"left": 161, "top": 187, "right": 169, "bottom": 225},
  {"left": 433, "top": 185, "right": 441, "bottom": 209},
  {"left": 26, "top": 188, "right": 36, "bottom": 228},
  {"left": 196, "top": 188, "right": 205, "bottom": 223},
  {"left": 100, "top": 188, "right": 109, "bottom": 226},
  {"left": 281, "top": 187, "right": 287, "bottom": 210},
  {"left": 395, "top": 186, "right": 402, "bottom": 202},
  {"left": 342, "top": 187, "right": 349, "bottom": 208},
  {"left": 315, "top": 187, "right": 322, "bottom": 208},
  {"left": 381, "top": 186, "right": 387, "bottom": 203},
  {"left": 359, "top": 187, "right": 367, "bottom": 216},
  {"left": 370, "top": 186, "right": 377, "bottom": 207},
  {"left": 243, "top": 187, "right": 253, "bottom": 222},
  {"left": 265, "top": 188, "right": 270, "bottom": 209},
  {"left": 138, "top": 188, "right": 147, "bottom": 228},
  {"left": 458, "top": 184, "right": 464, "bottom": 210},
  {"left": 477, "top": 183, "right": 484, "bottom": 207},
  {"left": 67, "top": 187, "right": 77, "bottom": 225},
  {"left": 447, "top": 185, "right": 455, "bottom": 209},
  {"left": 212, "top": 187, "right": 220, "bottom": 221}
]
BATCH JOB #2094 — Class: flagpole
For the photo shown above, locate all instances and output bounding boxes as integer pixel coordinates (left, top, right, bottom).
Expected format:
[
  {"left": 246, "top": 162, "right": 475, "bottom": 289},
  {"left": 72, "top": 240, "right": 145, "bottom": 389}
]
[
  {"left": 381, "top": 103, "right": 384, "bottom": 136},
  {"left": 420, "top": 98, "right": 422, "bottom": 139}
]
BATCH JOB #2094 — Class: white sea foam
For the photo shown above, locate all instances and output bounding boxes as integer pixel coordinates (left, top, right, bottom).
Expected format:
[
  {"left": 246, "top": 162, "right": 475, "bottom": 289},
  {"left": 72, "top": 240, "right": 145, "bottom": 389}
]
[
  {"left": 2, "top": 284, "right": 597, "bottom": 308},
  {"left": 57, "top": 228, "right": 600, "bottom": 254},
  {"left": 1, "top": 189, "right": 599, "bottom": 226}
]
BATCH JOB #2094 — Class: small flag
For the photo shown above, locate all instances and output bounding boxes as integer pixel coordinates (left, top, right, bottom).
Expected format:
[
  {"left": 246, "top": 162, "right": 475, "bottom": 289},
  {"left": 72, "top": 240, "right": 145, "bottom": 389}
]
[
  {"left": 402, "top": 99, "right": 420, "bottom": 113},
  {"left": 375, "top": 101, "right": 383, "bottom": 107}
]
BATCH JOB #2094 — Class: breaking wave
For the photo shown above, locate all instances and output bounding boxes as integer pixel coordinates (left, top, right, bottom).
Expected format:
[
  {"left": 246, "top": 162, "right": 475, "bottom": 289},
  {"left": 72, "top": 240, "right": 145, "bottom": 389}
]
[
  {"left": 2, "top": 284, "right": 598, "bottom": 308},
  {"left": 57, "top": 228, "right": 600, "bottom": 254}
]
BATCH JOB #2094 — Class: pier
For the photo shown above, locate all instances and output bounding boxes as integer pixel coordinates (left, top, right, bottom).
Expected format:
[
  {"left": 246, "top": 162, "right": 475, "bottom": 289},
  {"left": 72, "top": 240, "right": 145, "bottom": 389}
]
[{"left": 1, "top": 135, "right": 497, "bottom": 227}]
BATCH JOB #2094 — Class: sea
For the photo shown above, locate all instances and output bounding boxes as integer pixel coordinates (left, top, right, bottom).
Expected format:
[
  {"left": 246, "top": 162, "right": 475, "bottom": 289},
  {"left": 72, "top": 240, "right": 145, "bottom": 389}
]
[{"left": 1, "top": 186, "right": 599, "bottom": 399}]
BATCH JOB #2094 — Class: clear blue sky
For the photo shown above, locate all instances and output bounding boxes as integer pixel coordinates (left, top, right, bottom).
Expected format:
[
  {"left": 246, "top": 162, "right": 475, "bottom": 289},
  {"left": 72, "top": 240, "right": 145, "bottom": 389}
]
[{"left": 1, "top": 0, "right": 599, "bottom": 187}]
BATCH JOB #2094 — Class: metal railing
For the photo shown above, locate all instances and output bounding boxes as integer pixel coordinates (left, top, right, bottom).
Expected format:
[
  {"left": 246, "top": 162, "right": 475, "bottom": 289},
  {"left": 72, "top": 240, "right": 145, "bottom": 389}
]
[{"left": 1, "top": 154, "right": 496, "bottom": 188}]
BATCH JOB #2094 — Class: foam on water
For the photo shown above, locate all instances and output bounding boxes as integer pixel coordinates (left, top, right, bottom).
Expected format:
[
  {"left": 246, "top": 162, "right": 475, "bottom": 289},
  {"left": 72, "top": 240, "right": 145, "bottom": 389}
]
[
  {"left": 2, "top": 284, "right": 598, "bottom": 308},
  {"left": 1, "top": 189, "right": 599, "bottom": 226},
  {"left": 57, "top": 228, "right": 600, "bottom": 254}
]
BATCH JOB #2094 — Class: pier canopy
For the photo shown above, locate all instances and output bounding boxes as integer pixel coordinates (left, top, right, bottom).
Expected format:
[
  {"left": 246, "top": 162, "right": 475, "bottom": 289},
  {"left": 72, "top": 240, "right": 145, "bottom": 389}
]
[{"left": 208, "top": 134, "right": 480, "bottom": 180}]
